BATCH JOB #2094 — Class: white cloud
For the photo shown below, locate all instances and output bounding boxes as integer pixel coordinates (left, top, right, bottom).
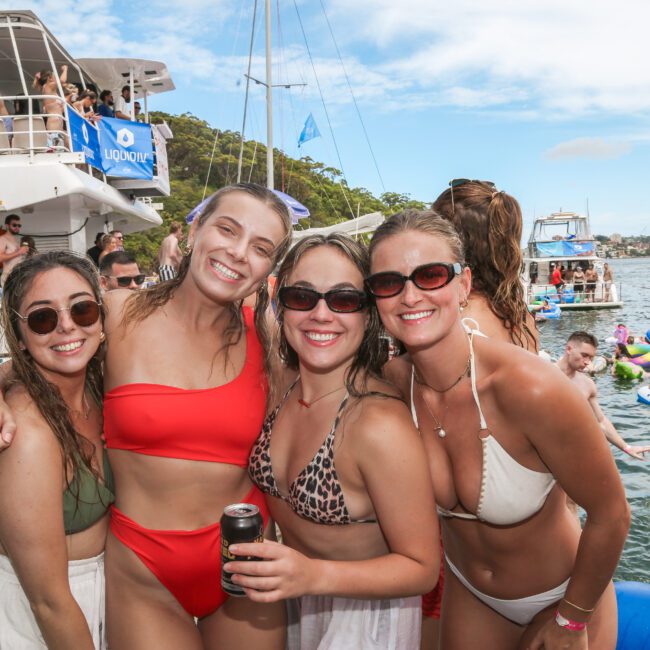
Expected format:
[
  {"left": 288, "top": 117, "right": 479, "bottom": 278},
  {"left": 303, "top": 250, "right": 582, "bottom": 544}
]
[
  {"left": 327, "top": 0, "right": 650, "bottom": 116},
  {"left": 544, "top": 137, "right": 632, "bottom": 160}
]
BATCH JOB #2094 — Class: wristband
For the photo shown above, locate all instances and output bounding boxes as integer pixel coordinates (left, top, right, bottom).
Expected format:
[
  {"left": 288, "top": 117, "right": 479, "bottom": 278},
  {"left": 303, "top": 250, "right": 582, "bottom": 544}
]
[{"left": 555, "top": 611, "right": 587, "bottom": 632}]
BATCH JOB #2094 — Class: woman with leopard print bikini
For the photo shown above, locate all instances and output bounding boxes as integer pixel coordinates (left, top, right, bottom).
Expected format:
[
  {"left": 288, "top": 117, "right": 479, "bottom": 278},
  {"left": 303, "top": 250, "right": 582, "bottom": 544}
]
[{"left": 228, "top": 233, "right": 439, "bottom": 650}]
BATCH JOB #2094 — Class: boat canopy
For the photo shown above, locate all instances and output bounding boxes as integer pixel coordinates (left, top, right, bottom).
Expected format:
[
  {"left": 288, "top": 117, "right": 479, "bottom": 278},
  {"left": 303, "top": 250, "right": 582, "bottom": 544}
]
[{"left": 76, "top": 58, "right": 175, "bottom": 97}]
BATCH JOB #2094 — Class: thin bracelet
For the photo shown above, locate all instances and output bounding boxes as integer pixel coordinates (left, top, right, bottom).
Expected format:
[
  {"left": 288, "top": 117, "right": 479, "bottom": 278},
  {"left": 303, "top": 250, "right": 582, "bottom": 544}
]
[{"left": 562, "top": 597, "right": 595, "bottom": 613}]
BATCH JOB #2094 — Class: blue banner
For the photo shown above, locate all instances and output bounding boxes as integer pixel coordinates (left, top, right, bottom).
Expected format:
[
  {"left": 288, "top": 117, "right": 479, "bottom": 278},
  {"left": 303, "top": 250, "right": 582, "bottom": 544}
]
[
  {"left": 68, "top": 108, "right": 102, "bottom": 171},
  {"left": 535, "top": 241, "right": 595, "bottom": 257},
  {"left": 98, "top": 117, "right": 154, "bottom": 179}
]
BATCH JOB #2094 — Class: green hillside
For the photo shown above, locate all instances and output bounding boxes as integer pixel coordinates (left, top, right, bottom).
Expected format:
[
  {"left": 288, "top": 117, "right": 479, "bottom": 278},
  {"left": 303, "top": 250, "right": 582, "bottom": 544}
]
[{"left": 126, "top": 112, "right": 425, "bottom": 272}]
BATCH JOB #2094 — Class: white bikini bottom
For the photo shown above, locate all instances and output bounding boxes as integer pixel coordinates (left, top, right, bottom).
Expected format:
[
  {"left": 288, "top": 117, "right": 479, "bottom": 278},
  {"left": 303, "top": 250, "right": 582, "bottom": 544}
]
[{"left": 446, "top": 557, "right": 569, "bottom": 626}]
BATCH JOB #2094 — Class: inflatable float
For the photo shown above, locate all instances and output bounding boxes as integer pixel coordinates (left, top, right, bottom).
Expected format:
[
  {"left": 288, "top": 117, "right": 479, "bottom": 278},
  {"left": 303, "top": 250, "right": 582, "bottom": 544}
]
[
  {"left": 623, "top": 343, "right": 650, "bottom": 371},
  {"left": 614, "top": 361, "right": 645, "bottom": 380},
  {"left": 637, "top": 385, "right": 650, "bottom": 405},
  {"left": 535, "top": 302, "right": 561, "bottom": 321},
  {"left": 616, "top": 581, "right": 650, "bottom": 649}
]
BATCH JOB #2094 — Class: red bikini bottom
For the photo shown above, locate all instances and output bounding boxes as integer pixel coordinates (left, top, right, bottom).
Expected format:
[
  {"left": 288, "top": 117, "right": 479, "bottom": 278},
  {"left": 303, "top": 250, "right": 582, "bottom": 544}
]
[
  {"left": 110, "top": 484, "right": 268, "bottom": 618},
  {"left": 422, "top": 534, "right": 445, "bottom": 619}
]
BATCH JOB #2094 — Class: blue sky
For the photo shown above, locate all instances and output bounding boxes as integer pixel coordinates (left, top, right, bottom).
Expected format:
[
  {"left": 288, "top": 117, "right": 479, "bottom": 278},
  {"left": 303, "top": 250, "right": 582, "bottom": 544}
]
[{"left": 7, "top": 0, "right": 650, "bottom": 237}]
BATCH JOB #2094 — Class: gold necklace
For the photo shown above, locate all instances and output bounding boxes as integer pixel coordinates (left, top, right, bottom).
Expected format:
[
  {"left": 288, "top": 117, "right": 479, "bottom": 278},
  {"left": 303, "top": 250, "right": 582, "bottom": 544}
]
[
  {"left": 414, "top": 355, "right": 471, "bottom": 393},
  {"left": 416, "top": 383, "right": 448, "bottom": 438},
  {"left": 298, "top": 385, "right": 346, "bottom": 408}
]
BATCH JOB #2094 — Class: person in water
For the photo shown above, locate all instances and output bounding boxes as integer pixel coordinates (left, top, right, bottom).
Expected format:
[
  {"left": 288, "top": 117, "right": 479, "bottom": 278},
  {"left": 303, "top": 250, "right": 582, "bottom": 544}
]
[
  {"left": 368, "top": 209, "right": 629, "bottom": 650},
  {"left": 556, "top": 331, "right": 650, "bottom": 461},
  {"left": 0, "top": 252, "right": 111, "bottom": 649},
  {"left": 230, "top": 234, "right": 439, "bottom": 650}
]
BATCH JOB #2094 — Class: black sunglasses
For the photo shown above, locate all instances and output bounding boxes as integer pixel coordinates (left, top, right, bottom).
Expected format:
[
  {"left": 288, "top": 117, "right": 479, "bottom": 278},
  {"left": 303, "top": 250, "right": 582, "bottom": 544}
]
[
  {"left": 104, "top": 274, "right": 145, "bottom": 287},
  {"left": 365, "top": 262, "right": 463, "bottom": 299},
  {"left": 278, "top": 286, "right": 368, "bottom": 313},
  {"left": 15, "top": 300, "right": 102, "bottom": 335}
]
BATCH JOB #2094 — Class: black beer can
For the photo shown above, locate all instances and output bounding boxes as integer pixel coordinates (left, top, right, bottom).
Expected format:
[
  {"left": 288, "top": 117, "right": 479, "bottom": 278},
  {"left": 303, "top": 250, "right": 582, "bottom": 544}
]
[{"left": 220, "top": 502, "right": 264, "bottom": 597}]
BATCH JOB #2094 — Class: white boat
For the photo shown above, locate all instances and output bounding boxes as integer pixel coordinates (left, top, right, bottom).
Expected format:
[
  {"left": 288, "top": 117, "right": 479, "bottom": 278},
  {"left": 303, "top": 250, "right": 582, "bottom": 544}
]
[
  {"left": 0, "top": 10, "right": 173, "bottom": 254},
  {"left": 522, "top": 211, "right": 622, "bottom": 310}
]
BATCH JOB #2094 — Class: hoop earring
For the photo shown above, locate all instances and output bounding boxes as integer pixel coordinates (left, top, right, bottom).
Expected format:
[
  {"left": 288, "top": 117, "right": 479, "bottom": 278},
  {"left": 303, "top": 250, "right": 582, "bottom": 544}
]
[
  {"left": 460, "top": 298, "right": 469, "bottom": 312},
  {"left": 99, "top": 331, "right": 106, "bottom": 343}
]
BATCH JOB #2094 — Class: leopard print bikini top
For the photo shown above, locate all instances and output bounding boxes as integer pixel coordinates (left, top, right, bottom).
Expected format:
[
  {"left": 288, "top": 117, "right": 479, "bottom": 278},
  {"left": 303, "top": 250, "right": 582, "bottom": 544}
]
[{"left": 248, "top": 381, "right": 378, "bottom": 526}]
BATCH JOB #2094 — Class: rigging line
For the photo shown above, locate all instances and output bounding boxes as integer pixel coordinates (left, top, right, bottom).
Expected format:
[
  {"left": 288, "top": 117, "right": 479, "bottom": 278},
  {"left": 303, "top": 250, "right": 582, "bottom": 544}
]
[
  {"left": 247, "top": 140, "right": 259, "bottom": 183},
  {"left": 292, "top": 0, "right": 355, "bottom": 219},
  {"left": 237, "top": 0, "right": 258, "bottom": 183},
  {"left": 202, "top": 0, "right": 245, "bottom": 197},
  {"left": 319, "top": 0, "right": 386, "bottom": 193},
  {"left": 202, "top": 128, "right": 221, "bottom": 201}
]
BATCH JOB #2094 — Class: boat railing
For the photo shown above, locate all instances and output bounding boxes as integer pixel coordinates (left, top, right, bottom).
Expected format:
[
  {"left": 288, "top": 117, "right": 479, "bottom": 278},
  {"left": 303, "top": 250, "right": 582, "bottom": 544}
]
[
  {"left": 526, "top": 281, "right": 623, "bottom": 305},
  {"left": 0, "top": 93, "right": 73, "bottom": 156}
]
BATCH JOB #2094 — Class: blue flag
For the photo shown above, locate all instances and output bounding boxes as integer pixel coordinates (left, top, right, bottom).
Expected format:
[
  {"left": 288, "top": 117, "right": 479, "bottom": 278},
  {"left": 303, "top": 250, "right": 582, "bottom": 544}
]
[
  {"left": 68, "top": 108, "right": 102, "bottom": 171},
  {"left": 99, "top": 117, "right": 154, "bottom": 179},
  {"left": 298, "top": 113, "right": 321, "bottom": 148}
]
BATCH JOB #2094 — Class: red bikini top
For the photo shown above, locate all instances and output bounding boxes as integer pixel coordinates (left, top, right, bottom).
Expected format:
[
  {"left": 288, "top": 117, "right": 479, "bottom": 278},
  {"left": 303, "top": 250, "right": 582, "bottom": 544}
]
[{"left": 104, "top": 307, "right": 267, "bottom": 467}]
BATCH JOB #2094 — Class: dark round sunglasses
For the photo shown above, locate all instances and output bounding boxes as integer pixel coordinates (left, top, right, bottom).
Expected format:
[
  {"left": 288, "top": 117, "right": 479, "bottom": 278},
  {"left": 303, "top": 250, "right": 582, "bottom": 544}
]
[
  {"left": 365, "top": 262, "right": 463, "bottom": 299},
  {"left": 278, "top": 286, "right": 368, "bottom": 313},
  {"left": 14, "top": 300, "right": 102, "bottom": 335},
  {"left": 104, "top": 274, "right": 145, "bottom": 287}
]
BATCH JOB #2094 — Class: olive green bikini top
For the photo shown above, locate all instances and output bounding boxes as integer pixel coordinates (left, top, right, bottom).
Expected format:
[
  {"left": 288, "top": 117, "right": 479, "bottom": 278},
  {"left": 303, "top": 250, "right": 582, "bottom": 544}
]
[{"left": 63, "top": 451, "right": 115, "bottom": 535}]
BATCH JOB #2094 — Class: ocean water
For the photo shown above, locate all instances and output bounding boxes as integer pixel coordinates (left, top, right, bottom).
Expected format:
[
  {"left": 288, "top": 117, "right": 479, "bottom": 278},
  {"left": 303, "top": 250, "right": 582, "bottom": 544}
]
[{"left": 537, "top": 257, "right": 650, "bottom": 583}]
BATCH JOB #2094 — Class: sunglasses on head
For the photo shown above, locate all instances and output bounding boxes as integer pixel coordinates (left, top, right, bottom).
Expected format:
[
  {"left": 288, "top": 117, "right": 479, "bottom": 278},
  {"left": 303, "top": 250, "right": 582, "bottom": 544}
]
[
  {"left": 104, "top": 274, "right": 145, "bottom": 287},
  {"left": 365, "top": 262, "right": 463, "bottom": 299},
  {"left": 278, "top": 286, "right": 368, "bottom": 313},
  {"left": 448, "top": 179, "right": 497, "bottom": 213},
  {"left": 15, "top": 300, "right": 102, "bottom": 335}
]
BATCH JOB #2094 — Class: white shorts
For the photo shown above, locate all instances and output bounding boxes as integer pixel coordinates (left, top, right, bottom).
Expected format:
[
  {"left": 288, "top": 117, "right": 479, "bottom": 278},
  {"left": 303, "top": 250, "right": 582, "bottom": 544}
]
[
  {"left": 287, "top": 594, "right": 421, "bottom": 650},
  {"left": 0, "top": 552, "right": 106, "bottom": 649}
]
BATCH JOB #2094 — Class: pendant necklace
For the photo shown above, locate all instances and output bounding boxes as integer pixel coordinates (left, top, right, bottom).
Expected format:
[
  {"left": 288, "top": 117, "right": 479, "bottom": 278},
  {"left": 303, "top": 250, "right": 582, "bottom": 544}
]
[
  {"left": 298, "top": 385, "right": 346, "bottom": 408},
  {"left": 417, "top": 384, "right": 448, "bottom": 438}
]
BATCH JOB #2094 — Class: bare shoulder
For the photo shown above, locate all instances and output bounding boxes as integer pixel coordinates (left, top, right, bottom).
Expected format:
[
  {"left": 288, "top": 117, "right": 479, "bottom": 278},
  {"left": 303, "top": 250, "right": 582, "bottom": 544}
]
[
  {"left": 2, "top": 387, "right": 60, "bottom": 460},
  {"left": 345, "top": 384, "right": 415, "bottom": 452},
  {"left": 480, "top": 337, "right": 581, "bottom": 413},
  {"left": 382, "top": 354, "right": 413, "bottom": 396},
  {"left": 103, "top": 288, "right": 136, "bottom": 333}
]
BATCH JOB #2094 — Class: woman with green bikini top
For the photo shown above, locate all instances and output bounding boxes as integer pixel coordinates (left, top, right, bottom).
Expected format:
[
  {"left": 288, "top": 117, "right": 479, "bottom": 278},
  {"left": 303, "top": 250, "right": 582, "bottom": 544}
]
[{"left": 0, "top": 251, "right": 113, "bottom": 650}]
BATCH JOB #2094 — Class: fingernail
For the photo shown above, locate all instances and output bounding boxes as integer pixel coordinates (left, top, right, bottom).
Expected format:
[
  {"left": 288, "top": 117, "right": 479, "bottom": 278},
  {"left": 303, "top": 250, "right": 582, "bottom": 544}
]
[
  {"left": 230, "top": 545, "right": 239, "bottom": 553},
  {"left": 3, "top": 432, "right": 12, "bottom": 444}
]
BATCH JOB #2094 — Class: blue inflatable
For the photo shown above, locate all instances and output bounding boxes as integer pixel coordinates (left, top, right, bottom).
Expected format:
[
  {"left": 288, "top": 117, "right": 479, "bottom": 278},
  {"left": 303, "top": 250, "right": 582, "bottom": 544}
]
[
  {"left": 616, "top": 581, "right": 650, "bottom": 648},
  {"left": 536, "top": 302, "right": 561, "bottom": 320},
  {"left": 638, "top": 385, "right": 650, "bottom": 405}
]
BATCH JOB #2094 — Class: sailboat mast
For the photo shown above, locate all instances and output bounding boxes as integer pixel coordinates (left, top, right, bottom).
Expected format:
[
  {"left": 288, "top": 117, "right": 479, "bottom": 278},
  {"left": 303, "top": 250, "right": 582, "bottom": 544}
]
[{"left": 265, "top": 0, "right": 274, "bottom": 190}]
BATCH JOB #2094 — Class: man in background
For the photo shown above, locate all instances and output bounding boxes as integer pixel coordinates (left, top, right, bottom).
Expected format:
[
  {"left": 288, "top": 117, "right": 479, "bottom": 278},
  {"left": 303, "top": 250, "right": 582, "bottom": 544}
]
[
  {"left": 556, "top": 331, "right": 650, "bottom": 460},
  {"left": 157, "top": 221, "right": 184, "bottom": 282},
  {"left": 97, "top": 90, "right": 115, "bottom": 118},
  {"left": 114, "top": 85, "right": 132, "bottom": 120},
  {"left": 0, "top": 214, "right": 28, "bottom": 286},
  {"left": 99, "top": 251, "right": 144, "bottom": 292},
  {"left": 110, "top": 229, "right": 124, "bottom": 251},
  {"left": 86, "top": 232, "right": 104, "bottom": 266}
]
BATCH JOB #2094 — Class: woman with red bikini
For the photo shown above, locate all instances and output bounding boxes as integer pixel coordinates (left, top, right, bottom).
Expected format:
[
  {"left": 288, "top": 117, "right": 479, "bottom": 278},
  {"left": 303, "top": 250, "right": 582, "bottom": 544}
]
[{"left": 101, "top": 184, "right": 292, "bottom": 649}]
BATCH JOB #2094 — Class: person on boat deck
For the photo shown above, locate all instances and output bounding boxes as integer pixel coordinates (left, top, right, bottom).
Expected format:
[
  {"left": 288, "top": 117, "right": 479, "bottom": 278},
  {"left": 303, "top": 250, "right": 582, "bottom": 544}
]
[
  {"left": 114, "top": 85, "right": 132, "bottom": 120},
  {"left": 556, "top": 331, "right": 650, "bottom": 461},
  {"left": 585, "top": 264, "right": 598, "bottom": 302},
  {"left": 0, "top": 251, "right": 112, "bottom": 649},
  {"left": 369, "top": 209, "right": 629, "bottom": 650},
  {"left": 0, "top": 214, "right": 29, "bottom": 287},
  {"left": 572, "top": 266, "right": 586, "bottom": 300},
  {"left": 157, "top": 221, "right": 184, "bottom": 282},
  {"left": 551, "top": 264, "right": 564, "bottom": 296},
  {"left": 97, "top": 235, "right": 119, "bottom": 265},
  {"left": 97, "top": 90, "right": 115, "bottom": 119},
  {"left": 99, "top": 252, "right": 144, "bottom": 292}
]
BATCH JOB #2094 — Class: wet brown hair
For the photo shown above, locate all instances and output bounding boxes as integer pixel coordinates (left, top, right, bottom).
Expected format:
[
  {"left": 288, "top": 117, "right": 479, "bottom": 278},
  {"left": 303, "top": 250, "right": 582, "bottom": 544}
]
[
  {"left": 1, "top": 252, "right": 105, "bottom": 485},
  {"left": 122, "top": 183, "right": 293, "bottom": 377},
  {"left": 433, "top": 182, "right": 537, "bottom": 351},
  {"left": 276, "top": 233, "right": 387, "bottom": 397}
]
